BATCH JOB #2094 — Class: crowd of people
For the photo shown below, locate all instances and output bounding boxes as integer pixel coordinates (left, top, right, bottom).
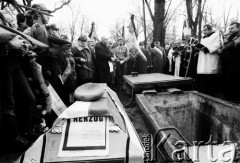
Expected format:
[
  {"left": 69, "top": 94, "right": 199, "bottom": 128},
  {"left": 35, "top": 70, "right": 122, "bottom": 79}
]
[
  {"left": 166, "top": 23, "right": 240, "bottom": 103},
  {"left": 0, "top": 2, "right": 239, "bottom": 154}
]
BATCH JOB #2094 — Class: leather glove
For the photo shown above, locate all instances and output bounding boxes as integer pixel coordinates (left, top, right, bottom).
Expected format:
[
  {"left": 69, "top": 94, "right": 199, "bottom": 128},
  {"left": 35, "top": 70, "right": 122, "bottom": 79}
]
[{"left": 203, "top": 47, "right": 210, "bottom": 54}]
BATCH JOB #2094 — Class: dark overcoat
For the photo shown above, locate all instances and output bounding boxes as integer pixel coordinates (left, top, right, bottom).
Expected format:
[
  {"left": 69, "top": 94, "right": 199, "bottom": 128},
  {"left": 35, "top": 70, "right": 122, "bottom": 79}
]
[{"left": 94, "top": 42, "right": 112, "bottom": 84}]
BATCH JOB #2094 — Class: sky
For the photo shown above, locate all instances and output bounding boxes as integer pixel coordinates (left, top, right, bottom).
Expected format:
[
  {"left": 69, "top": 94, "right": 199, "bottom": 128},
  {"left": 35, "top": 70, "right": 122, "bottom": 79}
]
[
  {"left": 31, "top": 0, "right": 139, "bottom": 38},
  {"left": 24, "top": 0, "right": 240, "bottom": 41}
]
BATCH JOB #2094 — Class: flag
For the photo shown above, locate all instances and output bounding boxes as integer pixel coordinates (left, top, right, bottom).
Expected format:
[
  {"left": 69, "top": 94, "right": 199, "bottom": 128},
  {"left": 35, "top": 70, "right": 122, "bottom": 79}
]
[
  {"left": 122, "top": 23, "right": 125, "bottom": 42},
  {"left": 125, "top": 22, "right": 147, "bottom": 62},
  {"left": 182, "top": 18, "right": 191, "bottom": 40},
  {"left": 88, "top": 22, "right": 99, "bottom": 42},
  {"left": 182, "top": 19, "right": 187, "bottom": 40}
]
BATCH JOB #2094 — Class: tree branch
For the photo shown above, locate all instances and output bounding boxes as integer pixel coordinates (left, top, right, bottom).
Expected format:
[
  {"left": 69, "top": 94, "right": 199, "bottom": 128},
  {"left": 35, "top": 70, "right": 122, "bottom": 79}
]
[
  {"left": 165, "top": 0, "right": 184, "bottom": 26},
  {"left": 186, "top": 0, "right": 194, "bottom": 26},
  {"left": 144, "top": 0, "right": 154, "bottom": 21},
  {"left": 225, "top": 1, "right": 233, "bottom": 25},
  {"left": 194, "top": 0, "right": 202, "bottom": 25},
  {"left": 51, "top": 0, "right": 71, "bottom": 13},
  {"left": 164, "top": 0, "right": 172, "bottom": 19}
]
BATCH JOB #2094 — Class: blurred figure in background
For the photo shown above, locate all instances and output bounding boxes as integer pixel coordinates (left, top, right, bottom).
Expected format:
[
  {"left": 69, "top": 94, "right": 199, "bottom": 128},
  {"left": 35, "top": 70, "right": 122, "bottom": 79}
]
[
  {"left": 114, "top": 37, "right": 129, "bottom": 91},
  {"left": 137, "top": 41, "right": 148, "bottom": 74}
]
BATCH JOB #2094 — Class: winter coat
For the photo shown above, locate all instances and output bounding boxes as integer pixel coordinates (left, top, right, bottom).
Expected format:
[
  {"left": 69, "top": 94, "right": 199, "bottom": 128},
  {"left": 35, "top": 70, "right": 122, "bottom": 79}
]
[
  {"left": 150, "top": 46, "right": 166, "bottom": 73},
  {"left": 72, "top": 45, "right": 95, "bottom": 81},
  {"left": 94, "top": 42, "right": 112, "bottom": 84}
]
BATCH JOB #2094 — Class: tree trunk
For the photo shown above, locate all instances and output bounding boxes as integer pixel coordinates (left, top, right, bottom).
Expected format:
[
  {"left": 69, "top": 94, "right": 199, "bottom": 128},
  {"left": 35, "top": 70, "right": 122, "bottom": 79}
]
[
  {"left": 154, "top": 0, "right": 165, "bottom": 46},
  {"left": 186, "top": 0, "right": 196, "bottom": 36},
  {"left": 198, "top": 8, "right": 204, "bottom": 40},
  {"left": 186, "top": 0, "right": 205, "bottom": 39},
  {"left": 142, "top": 0, "right": 147, "bottom": 48}
]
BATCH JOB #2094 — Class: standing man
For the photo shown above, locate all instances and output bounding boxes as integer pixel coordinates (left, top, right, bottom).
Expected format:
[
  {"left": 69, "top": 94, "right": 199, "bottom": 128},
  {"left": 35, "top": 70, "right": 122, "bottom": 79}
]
[
  {"left": 72, "top": 35, "right": 95, "bottom": 86},
  {"left": 114, "top": 37, "right": 129, "bottom": 90},
  {"left": 95, "top": 37, "right": 115, "bottom": 86},
  {"left": 137, "top": 41, "right": 148, "bottom": 74},
  {"left": 196, "top": 24, "right": 221, "bottom": 96},
  {"left": 150, "top": 41, "right": 166, "bottom": 73},
  {"left": 29, "top": 3, "right": 51, "bottom": 45},
  {"left": 219, "top": 22, "right": 240, "bottom": 102}
]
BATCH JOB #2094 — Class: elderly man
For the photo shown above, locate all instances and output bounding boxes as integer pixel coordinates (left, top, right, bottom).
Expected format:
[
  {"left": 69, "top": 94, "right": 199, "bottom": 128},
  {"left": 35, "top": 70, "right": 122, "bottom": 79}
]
[
  {"left": 95, "top": 37, "right": 115, "bottom": 86},
  {"left": 114, "top": 37, "right": 129, "bottom": 90},
  {"left": 219, "top": 22, "right": 240, "bottom": 102},
  {"left": 196, "top": 24, "right": 221, "bottom": 96}
]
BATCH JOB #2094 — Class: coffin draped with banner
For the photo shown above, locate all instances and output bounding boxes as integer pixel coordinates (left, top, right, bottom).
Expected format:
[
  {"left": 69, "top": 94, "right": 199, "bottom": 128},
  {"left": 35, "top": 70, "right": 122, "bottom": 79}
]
[{"left": 15, "top": 84, "right": 144, "bottom": 163}]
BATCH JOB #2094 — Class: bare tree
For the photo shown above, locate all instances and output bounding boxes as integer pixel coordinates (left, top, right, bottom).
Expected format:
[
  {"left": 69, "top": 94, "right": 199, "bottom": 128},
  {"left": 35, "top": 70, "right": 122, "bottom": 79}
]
[
  {"left": 186, "top": 0, "right": 207, "bottom": 39},
  {"left": 58, "top": 24, "right": 68, "bottom": 36},
  {"left": 222, "top": 0, "right": 233, "bottom": 32},
  {"left": 68, "top": 5, "right": 80, "bottom": 43},
  {"left": 202, "top": 0, "right": 235, "bottom": 33},
  {"left": 0, "top": 0, "right": 71, "bottom": 14},
  {"left": 78, "top": 14, "right": 90, "bottom": 36},
  {"left": 145, "top": 0, "right": 183, "bottom": 45},
  {"left": 109, "top": 19, "right": 123, "bottom": 41}
]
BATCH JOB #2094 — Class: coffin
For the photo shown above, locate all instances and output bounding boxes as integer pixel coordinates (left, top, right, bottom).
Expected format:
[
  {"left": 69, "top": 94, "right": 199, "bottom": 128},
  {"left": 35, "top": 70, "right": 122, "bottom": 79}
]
[{"left": 15, "top": 84, "right": 144, "bottom": 163}]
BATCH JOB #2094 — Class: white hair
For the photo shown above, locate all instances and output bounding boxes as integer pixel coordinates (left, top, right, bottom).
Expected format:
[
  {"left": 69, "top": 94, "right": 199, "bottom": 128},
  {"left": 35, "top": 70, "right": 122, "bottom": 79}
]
[{"left": 101, "top": 36, "right": 108, "bottom": 41}]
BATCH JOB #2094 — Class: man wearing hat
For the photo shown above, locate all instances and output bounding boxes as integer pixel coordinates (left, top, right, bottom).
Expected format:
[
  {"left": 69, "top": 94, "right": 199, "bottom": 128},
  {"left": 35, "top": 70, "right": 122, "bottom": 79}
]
[
  {"left": 72, "top": 35, "right": 95, "bottom": 86},
  {"left": 27, "top": 4, "right": 65, "bottom": 101},
  {"left": 48, "top": 23, "right": 60, "bottom": 38},
  {"left": 28, "top": 3, "right": 51, "bottom": 45},
  {"left": 113, "top": 37, "right": 129, "bottom": 91}
]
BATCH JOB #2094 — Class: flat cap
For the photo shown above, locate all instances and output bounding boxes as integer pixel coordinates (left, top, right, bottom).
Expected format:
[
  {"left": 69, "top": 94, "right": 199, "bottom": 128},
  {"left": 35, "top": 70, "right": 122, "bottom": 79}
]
[
  {"left": 78, "top": 35, "right": 87, "bottom": 41},
  {"left": 50, "top": 23, "right": 59, "bottom": 30},
  {"left": 32, "top": 3, "right": 50, "bottom": 12}
]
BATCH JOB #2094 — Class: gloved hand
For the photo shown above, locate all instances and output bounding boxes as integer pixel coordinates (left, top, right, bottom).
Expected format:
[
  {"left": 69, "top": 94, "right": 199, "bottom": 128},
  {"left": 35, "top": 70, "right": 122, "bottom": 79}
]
[{"left": 203, "top": 47, "right": 210, "bottom": 54}]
